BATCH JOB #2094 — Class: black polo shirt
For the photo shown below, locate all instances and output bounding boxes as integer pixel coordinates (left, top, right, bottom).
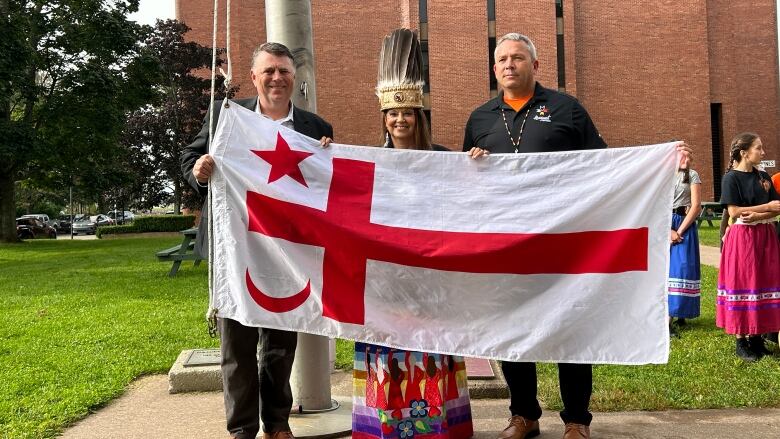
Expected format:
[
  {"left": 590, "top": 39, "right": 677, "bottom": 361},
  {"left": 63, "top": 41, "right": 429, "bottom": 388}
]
[{"left": 462, "top": 82, "right": 607, "bottom": 153}]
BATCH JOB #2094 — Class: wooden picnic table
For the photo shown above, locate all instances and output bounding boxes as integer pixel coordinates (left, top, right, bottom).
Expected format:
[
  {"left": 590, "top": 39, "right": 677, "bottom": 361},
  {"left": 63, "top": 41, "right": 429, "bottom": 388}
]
[
  {"left": 156, "top": 227, "right": 204, "bottom": 277},
  {"left": 697, "top": 201, "right": 723, "bottom": 227}
]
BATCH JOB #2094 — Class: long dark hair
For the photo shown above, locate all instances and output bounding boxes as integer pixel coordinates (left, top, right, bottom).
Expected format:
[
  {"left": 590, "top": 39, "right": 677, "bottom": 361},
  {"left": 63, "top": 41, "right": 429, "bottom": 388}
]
[{"left": 380, "top": 107, "right": 432, "bottom": 150}]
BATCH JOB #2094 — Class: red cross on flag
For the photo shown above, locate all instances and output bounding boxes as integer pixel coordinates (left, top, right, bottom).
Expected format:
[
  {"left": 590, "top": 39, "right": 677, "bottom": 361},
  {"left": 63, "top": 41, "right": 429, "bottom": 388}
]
[{"left": 209, "top": 103, "right": 678, "bottom": 364}]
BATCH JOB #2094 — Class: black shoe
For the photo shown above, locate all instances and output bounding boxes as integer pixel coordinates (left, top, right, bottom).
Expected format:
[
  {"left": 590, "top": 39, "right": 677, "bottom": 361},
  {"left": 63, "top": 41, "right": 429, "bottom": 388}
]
[
  {"left": 749, "top": 335, "right": 772, "bottom": 357},
  {"left": 675, "top": 318, "right": 687, "bottom": 327},
  {"left": 669, "top": 322, "right": 680, "bottom": 338},
  {"left": 763, "top": 332, "right": 779, "bottom": 345},
  {"left": 736, "top": 338, "right": 760, "bottom": 362}
]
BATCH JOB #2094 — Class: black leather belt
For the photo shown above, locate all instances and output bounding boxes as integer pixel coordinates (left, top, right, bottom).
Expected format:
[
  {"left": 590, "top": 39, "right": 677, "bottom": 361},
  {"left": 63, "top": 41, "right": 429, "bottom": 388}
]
[{"left": 673, "top": 206, "right": 687, "bottom": 216}]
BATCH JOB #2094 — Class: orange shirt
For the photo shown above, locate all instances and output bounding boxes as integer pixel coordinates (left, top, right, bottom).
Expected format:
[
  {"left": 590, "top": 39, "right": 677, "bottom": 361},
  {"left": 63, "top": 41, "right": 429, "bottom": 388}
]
[
  {"left": 772, "top": 172, "right": 780, "bottom": 193},
  {"left": 503, "top": 95, "right": 533, "bottom": 112}
]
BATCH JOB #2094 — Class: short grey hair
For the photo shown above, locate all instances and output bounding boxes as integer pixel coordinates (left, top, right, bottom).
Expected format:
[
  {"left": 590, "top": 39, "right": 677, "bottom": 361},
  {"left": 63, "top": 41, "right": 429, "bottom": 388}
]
[
  {"left": 494, "top": 33, "right": 537, "bottom": 61},
  {"left": 251, "top": 42, "right": 295, "bottom": 70}
]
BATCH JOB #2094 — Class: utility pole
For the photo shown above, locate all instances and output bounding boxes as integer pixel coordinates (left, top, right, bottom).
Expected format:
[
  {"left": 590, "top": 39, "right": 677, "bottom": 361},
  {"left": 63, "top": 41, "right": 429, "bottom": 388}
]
[{"left": 265, "top": 2, "right": 350, "bottom": 437}]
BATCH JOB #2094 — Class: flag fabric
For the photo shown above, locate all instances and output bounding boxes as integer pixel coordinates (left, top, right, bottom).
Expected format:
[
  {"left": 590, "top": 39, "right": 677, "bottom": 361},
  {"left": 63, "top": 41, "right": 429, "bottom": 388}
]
[{"left": 209, "top": 102, "right": 678, "bottom": 365}]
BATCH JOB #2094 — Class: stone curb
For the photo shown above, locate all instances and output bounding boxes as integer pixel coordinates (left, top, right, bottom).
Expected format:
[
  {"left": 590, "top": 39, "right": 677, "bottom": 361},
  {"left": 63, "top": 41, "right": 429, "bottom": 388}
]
[{"left": 169, "top": 349, "right": 509, "bottom": 398}]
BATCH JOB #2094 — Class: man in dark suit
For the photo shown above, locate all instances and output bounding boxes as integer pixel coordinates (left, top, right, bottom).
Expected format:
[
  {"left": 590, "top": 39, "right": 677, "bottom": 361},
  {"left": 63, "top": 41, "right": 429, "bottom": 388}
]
[{"left": 181, "top": 42, "right": 333, "bottom": 439}]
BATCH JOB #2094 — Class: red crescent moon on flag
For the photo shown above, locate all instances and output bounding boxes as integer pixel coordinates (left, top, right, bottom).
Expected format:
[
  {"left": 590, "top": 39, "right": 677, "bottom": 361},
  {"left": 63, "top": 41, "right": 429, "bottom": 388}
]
[{"left": 245, "top": 268, "right": 311, "bottom": 313}]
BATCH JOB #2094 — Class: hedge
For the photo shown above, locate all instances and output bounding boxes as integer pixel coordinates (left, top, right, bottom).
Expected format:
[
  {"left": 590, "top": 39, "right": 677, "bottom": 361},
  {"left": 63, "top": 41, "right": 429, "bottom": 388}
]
[{"left": 96, "top": 215, "right": 196, "bottom": 238}]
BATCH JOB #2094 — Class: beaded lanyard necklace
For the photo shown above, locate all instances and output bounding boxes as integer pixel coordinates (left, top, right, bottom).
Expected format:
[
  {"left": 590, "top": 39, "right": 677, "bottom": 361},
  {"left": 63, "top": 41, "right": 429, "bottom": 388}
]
[{"left": 500, "top": 103, "right": 533, "bottom": 153}]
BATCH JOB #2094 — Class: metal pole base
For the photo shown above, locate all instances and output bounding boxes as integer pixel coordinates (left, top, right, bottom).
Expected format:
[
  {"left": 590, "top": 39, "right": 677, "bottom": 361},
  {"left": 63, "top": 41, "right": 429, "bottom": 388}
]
[{"left": 288, "top": 395, "right": 352, "bottom": 439}]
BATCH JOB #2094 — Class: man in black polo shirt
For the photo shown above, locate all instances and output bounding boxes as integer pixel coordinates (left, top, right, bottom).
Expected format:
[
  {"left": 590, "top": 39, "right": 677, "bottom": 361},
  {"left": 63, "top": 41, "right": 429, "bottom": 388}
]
[{"left": 463, "top": 33, "right": 605, "bottom": 439}]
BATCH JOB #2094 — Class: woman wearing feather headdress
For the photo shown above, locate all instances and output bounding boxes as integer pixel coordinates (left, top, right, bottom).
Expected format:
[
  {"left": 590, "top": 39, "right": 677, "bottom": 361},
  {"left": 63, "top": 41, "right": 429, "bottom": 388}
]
[{"left": 350, "top": 28, "right": 474, "bottom": 439}]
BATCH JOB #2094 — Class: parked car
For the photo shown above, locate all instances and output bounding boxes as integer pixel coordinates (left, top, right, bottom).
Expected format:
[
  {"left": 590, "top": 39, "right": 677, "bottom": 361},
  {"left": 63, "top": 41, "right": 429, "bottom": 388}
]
[
  {"left": 72, "top": 214, "right": 114, "bottom": 235},
  {"left": 53, "top": 216, "right": 73, "bottom": 233},
  {"left": 106, "top": 210, "right": 135, "bottom": 225},
  {"left": 16, "top": 217, "right": 57, "bottom": 239},
  {"left": 20, "top": 214, "right": 53, "bottom": 227}
]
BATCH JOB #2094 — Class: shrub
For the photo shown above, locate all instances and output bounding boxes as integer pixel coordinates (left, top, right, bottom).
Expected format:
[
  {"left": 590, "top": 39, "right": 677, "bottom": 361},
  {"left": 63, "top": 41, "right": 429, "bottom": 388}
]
[{"left": 97, "top": 215, "right": 196, "bottom": 238}]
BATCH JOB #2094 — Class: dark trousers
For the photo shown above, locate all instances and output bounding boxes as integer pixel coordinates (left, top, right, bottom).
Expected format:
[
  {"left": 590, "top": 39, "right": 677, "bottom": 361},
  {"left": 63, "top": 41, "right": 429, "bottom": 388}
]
[
  {"left": 502, "top": 361, "right": 593, "bottom": 425},
  {"left": 219, "top": 318, "right": 298, "bottom": 438}
]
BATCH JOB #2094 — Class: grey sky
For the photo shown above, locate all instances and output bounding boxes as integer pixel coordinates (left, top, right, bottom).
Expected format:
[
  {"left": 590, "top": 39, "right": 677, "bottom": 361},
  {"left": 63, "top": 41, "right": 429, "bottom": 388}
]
[{"left": 128, "top": 0, "right": 174, "bottom": 25}]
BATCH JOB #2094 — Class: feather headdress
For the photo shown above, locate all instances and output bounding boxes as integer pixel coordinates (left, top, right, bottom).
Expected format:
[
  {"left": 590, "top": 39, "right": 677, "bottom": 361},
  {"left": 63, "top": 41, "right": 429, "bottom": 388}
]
[{"left": 376, "top": 28, "right": 424, "bottom": 111}]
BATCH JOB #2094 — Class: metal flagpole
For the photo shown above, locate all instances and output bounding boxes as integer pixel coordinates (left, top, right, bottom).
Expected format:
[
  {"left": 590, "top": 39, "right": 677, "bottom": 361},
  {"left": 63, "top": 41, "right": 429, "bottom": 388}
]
[{"left": 265, "top": 1, "right": 351, "bottom": 437}]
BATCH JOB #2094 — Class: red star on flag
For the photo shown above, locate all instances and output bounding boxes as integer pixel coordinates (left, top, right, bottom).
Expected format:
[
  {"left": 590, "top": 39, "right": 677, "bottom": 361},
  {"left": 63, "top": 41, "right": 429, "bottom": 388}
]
[{"left": 251, "top": 133, "right": 314, "bottom": 187}]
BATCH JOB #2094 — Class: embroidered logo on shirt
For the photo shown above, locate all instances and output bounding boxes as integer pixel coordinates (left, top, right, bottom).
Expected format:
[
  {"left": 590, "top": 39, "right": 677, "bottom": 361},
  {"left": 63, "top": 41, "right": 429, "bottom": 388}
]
[{"left": 533, "top": 105, "right": 551, "bottom": 122}]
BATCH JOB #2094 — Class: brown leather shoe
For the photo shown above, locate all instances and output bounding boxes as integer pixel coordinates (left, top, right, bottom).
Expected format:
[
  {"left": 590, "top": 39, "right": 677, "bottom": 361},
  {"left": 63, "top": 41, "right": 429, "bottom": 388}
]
[
  {"left": 497, "top": 415, "right": 540, "bottom": 439},
  {"left": 262, "top": 432, "right": 294, "bottom": 439},
  {"left": 562, "top": 422, "right": 590, "bottom": 439}
]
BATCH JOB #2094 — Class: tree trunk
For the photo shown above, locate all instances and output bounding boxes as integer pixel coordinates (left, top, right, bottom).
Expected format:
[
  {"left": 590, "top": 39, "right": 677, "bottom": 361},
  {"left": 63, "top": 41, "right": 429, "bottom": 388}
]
[
  {"left": 173, "top": 179, "right": 181, "bottom": 214},
  {"left": 0, "top": 168, "right": 18, "bottom": 242}
]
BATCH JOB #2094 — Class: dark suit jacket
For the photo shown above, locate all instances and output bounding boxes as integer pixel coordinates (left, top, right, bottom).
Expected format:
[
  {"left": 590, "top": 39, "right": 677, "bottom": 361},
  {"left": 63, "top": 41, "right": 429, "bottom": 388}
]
[{"left": 180, "top": 96, "right": 334, "bottom": 257}]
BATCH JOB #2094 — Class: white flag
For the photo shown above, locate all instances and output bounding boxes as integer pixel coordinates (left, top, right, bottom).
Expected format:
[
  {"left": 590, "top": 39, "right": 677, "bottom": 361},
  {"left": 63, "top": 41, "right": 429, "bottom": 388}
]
[{"left": 209, "top": 102, "right": 677, "bottom": 365}]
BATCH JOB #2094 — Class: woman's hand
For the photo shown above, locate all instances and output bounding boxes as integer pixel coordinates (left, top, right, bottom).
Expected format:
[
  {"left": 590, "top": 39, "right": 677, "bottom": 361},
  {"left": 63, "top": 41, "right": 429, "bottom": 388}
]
[
  {"left": 674, "top": 141, "right": 694, "bottom": 168},
  {"left": 467, "top": 147, "right": 489, "bottom": 159},
  {"left": 670, "top": 230, "right": 683, "bottom": 244},
  {"left": 740, "top": 211, "right": 758, "bottom": 223},
  {"left": 767, "top": 200, "right": 780, "bottom": 213},
  {"left": 319, "top": 136, "right": 333, "bottom": 148}
]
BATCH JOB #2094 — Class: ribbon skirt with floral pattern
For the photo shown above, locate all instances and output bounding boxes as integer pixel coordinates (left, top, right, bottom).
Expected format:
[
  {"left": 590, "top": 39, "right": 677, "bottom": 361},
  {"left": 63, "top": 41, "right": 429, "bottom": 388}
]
[{"left": 352, "top": 342, "right": 473, "bottom": 439}]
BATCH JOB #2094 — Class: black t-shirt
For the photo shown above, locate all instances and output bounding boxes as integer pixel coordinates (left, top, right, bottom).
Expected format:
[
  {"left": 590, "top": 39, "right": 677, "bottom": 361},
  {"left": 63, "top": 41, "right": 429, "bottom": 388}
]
[
  {"left": 720, "top": 169, "right": 780, "bottom": 207},
  {"left": 462, "top": 82, "right": 607, "bottom": 153}
]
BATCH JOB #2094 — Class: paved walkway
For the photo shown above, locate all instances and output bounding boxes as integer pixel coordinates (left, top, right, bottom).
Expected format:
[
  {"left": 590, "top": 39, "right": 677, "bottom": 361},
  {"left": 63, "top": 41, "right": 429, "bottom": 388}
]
[
  {"left": 699, "top": 244, "right": 720, "bottom": 268},
  {"left": 60, "top": 245, "right": 739, "bottom": 438},
  {"left": 60, "top": 372, "right": 780, "bottom": 439}
]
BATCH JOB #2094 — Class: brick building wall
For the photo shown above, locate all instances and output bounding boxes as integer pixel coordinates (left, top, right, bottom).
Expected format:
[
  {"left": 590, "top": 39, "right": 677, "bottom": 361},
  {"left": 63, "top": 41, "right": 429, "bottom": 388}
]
[
  {"left": 177, "top": 0, "right": 780, "bottom": 200},
  {"left": 571, "top": 0, "right": 715, "bottom": 198},
  {"left": 708, "top": 0, "right": 780, "bottom": 193},
  {"left": 177, "top": 0, "right": 264, "bottom": 98},
  {"left": 495, "top": 1, "right": 558, "bottom": 91},
  {"left": 427, "top": 1, "right": 488, "bottom": 148}
]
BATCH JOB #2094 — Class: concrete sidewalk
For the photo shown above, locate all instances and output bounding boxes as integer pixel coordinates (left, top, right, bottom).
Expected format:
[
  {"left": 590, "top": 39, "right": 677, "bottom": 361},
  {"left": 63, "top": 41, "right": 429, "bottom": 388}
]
[
  {"left": 59, "top": 370, "right": 780, "bottom": 439},
  {"left": 59, "top": 245, "right": 737, "bottom": 438},
  {"left": 699, "top": 244, "right": 720, "bottom": 268}
]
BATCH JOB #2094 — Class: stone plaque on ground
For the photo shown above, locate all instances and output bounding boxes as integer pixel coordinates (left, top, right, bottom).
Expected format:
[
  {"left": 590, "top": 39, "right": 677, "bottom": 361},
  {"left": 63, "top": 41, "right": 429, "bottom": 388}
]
[
  {"left": 464, "top": 357, "right": 495, "bottom": 379},
  {"left": 183, "top": 349, "right": 221, "bottom": 367}
]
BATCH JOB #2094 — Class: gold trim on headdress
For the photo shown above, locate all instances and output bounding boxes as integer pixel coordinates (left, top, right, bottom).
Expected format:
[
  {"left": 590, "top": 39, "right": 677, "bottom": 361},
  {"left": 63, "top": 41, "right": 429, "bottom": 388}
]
[
  {"left": 376, "top": 29, "right": 424, "bottom": 111},
  {"left": 378, "top": 84, "right": 423, "bottom": 110}
]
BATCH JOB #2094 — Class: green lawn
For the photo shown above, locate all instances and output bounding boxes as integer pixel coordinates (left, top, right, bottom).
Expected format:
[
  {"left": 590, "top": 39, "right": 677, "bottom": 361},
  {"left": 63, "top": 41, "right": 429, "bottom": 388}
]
[
  {"left": 697, "top": 220, "right": 722, "bottom": 247},
  {"left": 2, "top": 238, "right": 780, "bottom": 438},
  {"left": 0, "top": 238, "right": 218, "bottom": 438}
]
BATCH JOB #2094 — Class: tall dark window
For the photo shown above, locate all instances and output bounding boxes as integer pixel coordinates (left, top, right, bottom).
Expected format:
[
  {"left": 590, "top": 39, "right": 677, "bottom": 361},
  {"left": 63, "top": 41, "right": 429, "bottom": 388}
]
[
  {"left": 419, "top": 0, "right": 431, "bottom": 132},
  {"left": 555, "top": 0, "right": 566, "bottom": 91},
  {"left": 487, "top": 0, "right": 497, "bottom": 93},
  {"left": 421, "top": 40, "right": 430, "bottom": 94},
  {"left": 710, "top": 103, "right": 724, "bottom": 200}
]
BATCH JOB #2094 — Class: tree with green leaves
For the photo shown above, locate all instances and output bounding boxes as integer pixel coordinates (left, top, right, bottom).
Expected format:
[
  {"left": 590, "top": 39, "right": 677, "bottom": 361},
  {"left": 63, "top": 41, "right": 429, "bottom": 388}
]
[
  {"left": 122, "top": 19, "right": 234, "bottom": 215},
  {"left": 0, "top": 0, "right": 155, "bottom": 242}
]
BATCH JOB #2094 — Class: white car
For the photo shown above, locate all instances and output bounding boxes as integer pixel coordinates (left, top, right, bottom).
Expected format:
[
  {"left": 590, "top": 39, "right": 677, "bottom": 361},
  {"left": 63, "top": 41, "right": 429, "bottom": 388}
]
[
  {"left": 72, "top": 214, "right": 114, "bottom": 235},
  {"left": 106, "top": 210, "right": 135, "bottom": 224}
]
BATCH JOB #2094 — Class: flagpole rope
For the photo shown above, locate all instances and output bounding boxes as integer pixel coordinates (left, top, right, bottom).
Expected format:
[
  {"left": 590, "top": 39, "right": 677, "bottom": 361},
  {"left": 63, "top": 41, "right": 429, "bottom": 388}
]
[
  {"left": 219, "top": 0, "right": 233, "bottom": 92},
  {"left": 205, "top": 0, "right": 228, "bottom": 337}
]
